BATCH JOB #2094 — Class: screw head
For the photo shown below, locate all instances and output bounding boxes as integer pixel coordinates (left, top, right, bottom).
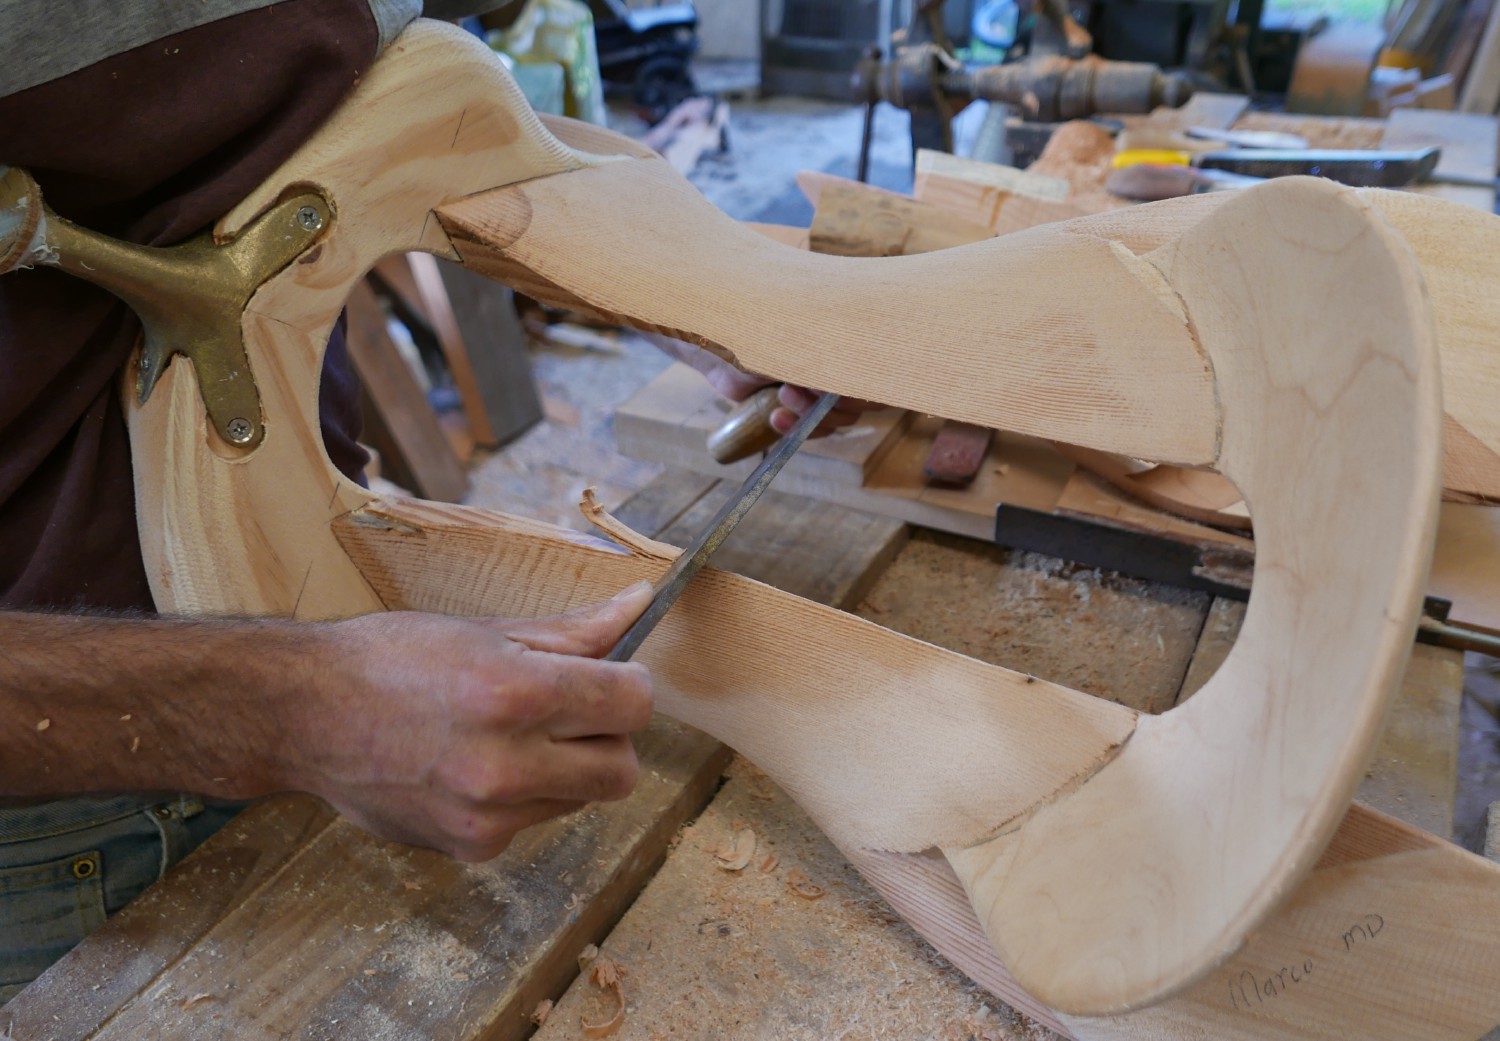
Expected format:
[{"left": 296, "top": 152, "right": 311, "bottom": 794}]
[
  {"left": 227, "top": 418, "right": 254, "bottom": 443},
  {"left": 295, "top": 206, "right": 323, "bottom": 231}
]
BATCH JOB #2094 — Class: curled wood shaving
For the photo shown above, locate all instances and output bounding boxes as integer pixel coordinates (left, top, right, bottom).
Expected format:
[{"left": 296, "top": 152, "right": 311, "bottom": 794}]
[
  {"left": 578, "top": 488, "right": 681, "bottom": 561},
  {"left": 785, "top": 868, "right": 826, "bottom": 900},
  {"left": 530, "top": 999, "right": 554, "bottom": 1026},
  {"left": 179, "top": 992, "right": 217, "bottom": 1009},
  {"left": 581, "top": 955, "right": 626, "bottom": 1038},
  {"left": 714, "top": 828, "right": 756, "bottom": 871},
  {"left": 758, "top": 853, "right": 779, "bottom": 873}
]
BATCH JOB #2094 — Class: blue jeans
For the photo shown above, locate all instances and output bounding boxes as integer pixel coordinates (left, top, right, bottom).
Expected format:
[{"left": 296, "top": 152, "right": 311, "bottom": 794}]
[{"left": 0, "top": 794, "right": 242, "bottom": 1003}]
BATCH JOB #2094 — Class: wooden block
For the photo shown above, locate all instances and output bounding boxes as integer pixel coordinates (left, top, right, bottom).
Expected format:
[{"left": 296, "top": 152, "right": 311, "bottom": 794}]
[
  {"left": 1145, "top": 92, "right": 1251, "bottom": 131},
  {"left": 1288, "top": 23, "right": 1385, "bottom": 115},
  {"left": 4, "top": 796, "right": 336, "bottom": 1038},
  {"left": 345, "top": 279, "right": 469, "bottom": 503},
  {"left": 809, "top": 181, "right": 994, "bottom": 258},
  {"left": 1383, "top": 107, "right": 1498, "bottom": 210},
  {"left": 4, "top": 721, "right": 729, "bottom": 1041},
  {"left": 438, "top": 260, "right": 545, "bottom": 448},
  {"left": 923, "top": 420, "right": 995, "bottom": 485},
  {"left": 1429, "top": 502, "right": 1500, "bottom": 633}
]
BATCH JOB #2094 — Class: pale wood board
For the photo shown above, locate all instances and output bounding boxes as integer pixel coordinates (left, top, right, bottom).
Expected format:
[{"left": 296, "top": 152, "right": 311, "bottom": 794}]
[{"left": 1382, "top": 106, "right": 1498, "bottom": 210}]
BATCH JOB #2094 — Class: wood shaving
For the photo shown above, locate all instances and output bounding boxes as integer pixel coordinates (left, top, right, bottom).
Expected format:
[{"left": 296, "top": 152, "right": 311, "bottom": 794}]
[
  {"left": 119, "top": 714, "right": 131, "bottom": 722},
  {"left": 758, "top": 853, "right": 779, "bottom": 873},
  {"left": 714, "top": 828, "right": 756, "bottom": 871},
  {"left": 179, "top": 992, "right": 216, "bottom": 1009},
  {"left": 130, "top": 736, "right": 140, "bottom": 753},
  {"left": 578, "top": 488, "right": 680, "bottom": 561},
  {"left": 577, "top": 943, "right": 600, "bottom": 971},
  {"left": 35, "top": 718, "right": 49, "bottom": 732},
  {"left": 452, "top": 971, "right": 470, "bottom": 981},
  {"left": 581, "top": 956, "right": 627, "bottom": 1038},
  {"left": 402, "top": 881, "right": 422, "bottom": 891},
  {"left": 785, "top": 868, "right": 826, "bottom": 900},
  {"left": 530, "top": 999, "right": 554, "bottom": 1026}
]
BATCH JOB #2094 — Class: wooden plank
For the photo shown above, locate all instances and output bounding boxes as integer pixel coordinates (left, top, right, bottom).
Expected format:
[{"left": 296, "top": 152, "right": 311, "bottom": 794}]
[
  {"left": 3, "top": 796, "right": 337, "bottom": 1038},
  {"left": 1459, "top": 0, "right": 1500, "bottom": 112},
  {"left": 344, "top": 279, "right": 469, "bottom": 502},
  {"left": 1383, "top": 106, "right": 1498, "bottom": 209},
  {"left": 407, "top": 252, "right": 502, "bottom": 446},
  {"left": 5, "top": 722, "right": 729, "bottom": 1040},
  {"left": 655, "top": 483, "right": 908, "bottom": 611},
  {"left": 533, "top": 761, "right": 1062, "bottom": 1041},
  {"left": 436, "top": 260, "right": 545, "bottom": 448},
  {"left": 1429, "top": 501, "right": 1500, "bottom": 632},
  {"left": 1287, "top": 23, "right": 1385, "bottom": 115},
  {"left": 606, "top": 468, "right": 720, "bottom": 539}
]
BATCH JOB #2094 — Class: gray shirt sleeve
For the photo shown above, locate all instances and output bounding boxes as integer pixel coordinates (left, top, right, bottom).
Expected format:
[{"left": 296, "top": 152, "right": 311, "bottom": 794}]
[{"left": 0, "top": 0, "right": 516, "bottom": 98}]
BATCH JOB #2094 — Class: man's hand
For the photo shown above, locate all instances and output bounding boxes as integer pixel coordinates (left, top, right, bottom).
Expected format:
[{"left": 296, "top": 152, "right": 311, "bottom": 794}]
[
  {"left": 643, "top": 333, "right": 880, "bottom": 438},
  {"left": 1, "top": 582, "right": 656, "bottom": 864},
  {"left": 294, "top": 584, "right": 655, "bottom": 861}
]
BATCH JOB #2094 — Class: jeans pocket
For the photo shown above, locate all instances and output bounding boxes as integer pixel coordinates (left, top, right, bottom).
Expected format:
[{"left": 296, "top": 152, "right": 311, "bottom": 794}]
[{"left": 0, "top": 848, "right": 107, "bottom": 1000}]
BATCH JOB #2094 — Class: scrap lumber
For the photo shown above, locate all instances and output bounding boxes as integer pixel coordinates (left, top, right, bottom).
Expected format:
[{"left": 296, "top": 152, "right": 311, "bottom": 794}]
[{"left": 343, "top": 279, "right": 469, "bottom": 502}]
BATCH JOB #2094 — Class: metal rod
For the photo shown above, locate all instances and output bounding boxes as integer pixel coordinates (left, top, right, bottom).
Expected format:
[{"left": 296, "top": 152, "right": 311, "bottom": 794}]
[{"left": 606, "top": 392, "right": 840, "bottom": 662}]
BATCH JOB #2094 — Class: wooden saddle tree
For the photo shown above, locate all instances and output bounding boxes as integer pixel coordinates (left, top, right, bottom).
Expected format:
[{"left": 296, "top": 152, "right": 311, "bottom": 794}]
[{"left": 11, "top": 18, "right": 1500, "bottom": 1039}]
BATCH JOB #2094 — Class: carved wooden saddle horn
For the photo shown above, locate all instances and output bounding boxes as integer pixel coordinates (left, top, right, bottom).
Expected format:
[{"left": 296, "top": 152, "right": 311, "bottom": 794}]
[{"left": 6, "top": 20, "right": 1500, "bottom": 1040}]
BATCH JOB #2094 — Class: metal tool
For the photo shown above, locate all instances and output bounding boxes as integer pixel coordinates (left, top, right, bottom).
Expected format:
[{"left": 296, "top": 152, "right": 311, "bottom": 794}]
[
  {"left": 0, "top": 165, "right": 330, "bottom": 450},
  {"left": 1194, "top": 145, "right": 1442, "bottom": 188},
  {"left": 850, "top": 0, "right": 1193, "bottom": 165},
  {"left": 607, "top": 391, "right": 840, "bottom": 662}
]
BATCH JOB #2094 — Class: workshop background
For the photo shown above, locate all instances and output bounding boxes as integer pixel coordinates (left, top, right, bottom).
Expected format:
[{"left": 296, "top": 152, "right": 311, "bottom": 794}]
[{"left": 12, "top": 0, "right": 1500, "bottom": 1038}]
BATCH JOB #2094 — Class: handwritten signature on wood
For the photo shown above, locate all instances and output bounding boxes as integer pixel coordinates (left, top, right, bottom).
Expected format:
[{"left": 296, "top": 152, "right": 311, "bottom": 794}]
[{"left": 1225, "top": 913, "right": 1385, "bottom": 1012}]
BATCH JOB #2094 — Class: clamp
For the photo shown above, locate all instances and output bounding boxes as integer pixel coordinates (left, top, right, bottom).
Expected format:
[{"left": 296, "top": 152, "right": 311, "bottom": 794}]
[{"left": 0, "top": 165, "right": 332, "bottom": 450}]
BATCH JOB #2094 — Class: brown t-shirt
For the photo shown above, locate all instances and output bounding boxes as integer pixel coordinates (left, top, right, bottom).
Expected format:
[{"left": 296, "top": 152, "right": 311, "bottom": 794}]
[{"left": 0, "top": 0, "right": 377, "bottom": 612}]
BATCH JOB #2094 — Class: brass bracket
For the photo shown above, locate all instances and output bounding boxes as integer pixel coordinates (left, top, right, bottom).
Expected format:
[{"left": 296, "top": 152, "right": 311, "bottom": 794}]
[{"left": 0, "top": 165, "right": 332, "bottom": 450}]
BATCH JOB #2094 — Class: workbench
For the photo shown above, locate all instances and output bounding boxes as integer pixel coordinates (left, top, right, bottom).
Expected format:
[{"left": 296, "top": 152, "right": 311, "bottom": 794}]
[
  {"left": 3, "top": 103, "right": 1492, "bottom": 1040},
  {"left": 3, "top": 465, "right": 1467, "bottom": 1041}
]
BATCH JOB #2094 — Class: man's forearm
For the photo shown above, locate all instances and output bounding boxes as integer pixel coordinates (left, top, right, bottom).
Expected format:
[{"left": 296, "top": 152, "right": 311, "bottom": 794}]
[{"left": 0, "top": 611, "right": 313, "bottom": 800}]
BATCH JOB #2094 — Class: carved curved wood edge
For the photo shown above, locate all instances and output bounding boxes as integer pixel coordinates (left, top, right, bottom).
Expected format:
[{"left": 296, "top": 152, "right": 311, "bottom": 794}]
[
  {"left": 126, "top": 17, "right": 1444, "bottom": 1024},
  {"left": 331, "top": 497, "right": 1137, "bottom": 857},
  {"left": 943, "top": 179, "right": 1441, "bottom": 1014},
  {"left": 1068, "top": 189, "right": 1500, "bottom": 505},
  {"left": 851, "top": 803, "right": 1500, "bottom": 1041}
]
